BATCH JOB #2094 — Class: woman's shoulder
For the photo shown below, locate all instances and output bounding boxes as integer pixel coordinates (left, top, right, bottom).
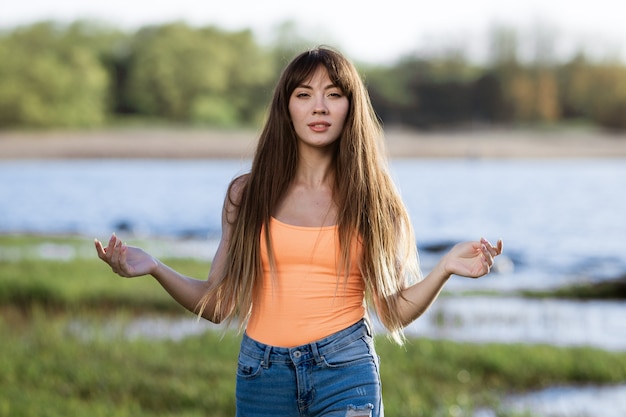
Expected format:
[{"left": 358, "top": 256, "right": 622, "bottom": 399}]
[
  {"left": 222, "top": 174, "right": 250, "bottom": 224},
  {"left": 229, "top": 173, "right": 249, "bottom": 197},
  {"left": 224, "top": 173, "right": 250, "bottom": 209}
]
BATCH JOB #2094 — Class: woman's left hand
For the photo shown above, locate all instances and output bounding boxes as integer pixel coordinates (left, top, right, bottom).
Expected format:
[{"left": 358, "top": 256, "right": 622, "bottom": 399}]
[{"left": 443, "top": 238, "right": 504, "bottom": 278}]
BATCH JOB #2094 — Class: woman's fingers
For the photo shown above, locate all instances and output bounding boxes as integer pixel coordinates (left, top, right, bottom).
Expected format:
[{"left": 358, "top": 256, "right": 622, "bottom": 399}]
[
  {"left": 95, "top": 234, "right": 142, "bottom": 278},
  {"left": 113, "top": 238, "right": 127, "bottom": 274},
  {"left": 94, "top": 236, "right": 114, "bottom": 261},
  {"left": 481, "top": 237, "right": 503, "bottom": 257},
  {"left": 94, "top": 234, "right": 121, "bottom": 273},
  {"left": 481, "top": 244, "right": 494, "bottom": 269},
  {"left": 118, "top": 243, "right": 130, "bottom": 276},
  {"left": 94, "top": 238, "right": 105, "bottom": 259},
  {"left": 106, "top": 233, "right": 117, "bottom": 257},
  {"left": 480, "top": 238, "right": 504, "bottom": 275}
]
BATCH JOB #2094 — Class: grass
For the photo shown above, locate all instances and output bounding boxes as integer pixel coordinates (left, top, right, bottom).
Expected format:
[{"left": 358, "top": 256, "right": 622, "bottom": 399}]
[
  {"left": 3, "top": 306, "right": 626, "bottom": 417},
  {"left": 0, "top": 252, "right": 205, "bottom": 314},
  {"left": 521, "top": 278, "right": 626, "bottom": 300},
  {"left": 0, "top": 234, "right": 209, "bottom": 313},
  {"left": 2, "top": 234, "right": 626, "bottom": 416},
  {"left": 1, "top": 309, "right": 238, "bottom": 417}
]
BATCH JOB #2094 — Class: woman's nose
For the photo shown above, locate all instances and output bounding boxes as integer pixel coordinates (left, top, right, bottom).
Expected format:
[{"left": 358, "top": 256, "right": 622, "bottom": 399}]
[{"left": 313, "top": 99, "right": 328, "bottom": 114}]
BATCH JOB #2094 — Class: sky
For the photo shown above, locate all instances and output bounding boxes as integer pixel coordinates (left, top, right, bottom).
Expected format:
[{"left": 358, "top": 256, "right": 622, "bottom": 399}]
[{"left": 2, "top": 0, "right": 625, "bottom": 64}]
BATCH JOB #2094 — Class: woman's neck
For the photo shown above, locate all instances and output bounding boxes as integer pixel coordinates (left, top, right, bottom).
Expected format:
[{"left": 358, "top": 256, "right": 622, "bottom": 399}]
[{"left": 295, "top": 145, "right": 336, "bottom": 188}]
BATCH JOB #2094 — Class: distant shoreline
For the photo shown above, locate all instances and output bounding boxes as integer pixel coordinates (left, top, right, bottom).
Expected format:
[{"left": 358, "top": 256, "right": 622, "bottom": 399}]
[{"left": 2, "top": 126, "right": 626, "bottom": 159}]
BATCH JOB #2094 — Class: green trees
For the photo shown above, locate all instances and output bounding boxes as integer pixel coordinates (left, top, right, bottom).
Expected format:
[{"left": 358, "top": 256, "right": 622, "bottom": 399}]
[
  {"left": 0, "top": 22, "right": 112, "bottom": 127},
  {"left": 367, "top": 32, "right": 626, "bottom": 131},
  {"left": 122, "top": 23, "right": 274, "bottom": 126},
  {"left": 0, "top": 21, "right": 276, "bottom": 129},
  {"left": 0, "top": 20, "right": 625, "bottom": 131}
]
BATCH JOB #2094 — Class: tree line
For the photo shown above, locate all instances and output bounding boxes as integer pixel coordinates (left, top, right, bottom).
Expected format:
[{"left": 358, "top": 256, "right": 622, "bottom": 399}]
[{"left": 1, "top": 20, "right": 625, "bottom": 131}]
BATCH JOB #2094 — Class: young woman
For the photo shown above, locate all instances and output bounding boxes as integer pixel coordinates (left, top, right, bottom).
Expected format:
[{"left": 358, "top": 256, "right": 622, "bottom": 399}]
[{"left": 95, "top": 46, "right": 503, "bottom": 417}]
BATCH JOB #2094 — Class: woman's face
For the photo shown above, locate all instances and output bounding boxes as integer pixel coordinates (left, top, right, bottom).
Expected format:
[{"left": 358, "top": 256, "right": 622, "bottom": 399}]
[{"left": 288, "top": 66, "right": 349, "bottom": 151}]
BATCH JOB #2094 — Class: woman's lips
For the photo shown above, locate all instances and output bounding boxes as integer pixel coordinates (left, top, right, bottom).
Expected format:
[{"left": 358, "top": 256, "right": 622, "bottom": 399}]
[{"left": 308, "top": 122, "right": 330, "bottom": 132}]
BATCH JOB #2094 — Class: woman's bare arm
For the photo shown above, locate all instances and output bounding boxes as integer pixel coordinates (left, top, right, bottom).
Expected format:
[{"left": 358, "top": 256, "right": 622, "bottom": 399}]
[
  {"left": 394, "top": 238, "right": 503, "bottom": 326},
  {"left": 94, "top": 176, "right": 246, "bottom": 323}
]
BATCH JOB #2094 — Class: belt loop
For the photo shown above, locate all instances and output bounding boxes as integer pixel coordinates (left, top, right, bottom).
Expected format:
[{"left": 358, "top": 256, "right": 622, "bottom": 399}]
[
  {"left": 261, "top": 344, "right": 271, "bottom": 369},
  {"left": 310, "top": 342, "right": 323, "bottom": 365},
  {"left": 364, "top": 318, "right": 372, "bottom": 337}
]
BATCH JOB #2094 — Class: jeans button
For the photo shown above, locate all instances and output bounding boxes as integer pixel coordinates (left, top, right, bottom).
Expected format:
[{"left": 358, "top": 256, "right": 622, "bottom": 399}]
[{"left": 293, "top": 351, "right": 302, "bottom": 359}]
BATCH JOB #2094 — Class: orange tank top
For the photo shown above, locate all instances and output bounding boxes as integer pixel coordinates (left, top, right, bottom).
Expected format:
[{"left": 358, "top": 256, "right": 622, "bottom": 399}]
[{"left": 245, "top": 217, "right": 366, "bottom": 347}]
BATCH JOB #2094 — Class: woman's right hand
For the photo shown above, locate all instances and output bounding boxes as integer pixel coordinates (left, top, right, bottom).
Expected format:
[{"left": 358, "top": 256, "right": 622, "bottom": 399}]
[{"left": 94, "top": 234, "right": 158, "bottom": 278}]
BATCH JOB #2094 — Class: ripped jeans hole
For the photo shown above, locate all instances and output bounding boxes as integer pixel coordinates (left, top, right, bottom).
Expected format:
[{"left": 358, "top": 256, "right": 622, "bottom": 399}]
[{"left": 346, "top": 403, "right": 374, "bottom": 417}]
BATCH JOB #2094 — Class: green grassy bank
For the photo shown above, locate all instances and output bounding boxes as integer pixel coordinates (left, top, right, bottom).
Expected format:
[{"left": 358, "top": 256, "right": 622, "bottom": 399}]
[{"left": 2, "top": 235, "right": 626, "bottom": 416}]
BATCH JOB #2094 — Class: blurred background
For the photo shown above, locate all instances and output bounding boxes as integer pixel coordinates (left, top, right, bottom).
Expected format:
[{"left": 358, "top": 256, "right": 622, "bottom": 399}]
[
  {"left": 1, "top": 2, "right": 626, "bottom": 417},
  {"left": 0, "top": 0, "right": 625, "bottom": 130}
]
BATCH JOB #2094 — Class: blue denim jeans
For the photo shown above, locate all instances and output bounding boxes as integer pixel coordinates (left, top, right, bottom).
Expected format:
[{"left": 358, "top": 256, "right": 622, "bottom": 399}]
[{"left": 235, "top": 319, "right": 383, "bottom": 417}]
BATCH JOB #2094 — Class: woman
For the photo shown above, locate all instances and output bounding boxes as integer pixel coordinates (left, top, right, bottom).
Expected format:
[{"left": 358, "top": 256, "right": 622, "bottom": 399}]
[{"left": 95, "top": 46, "right": 503, "bottom": 417}]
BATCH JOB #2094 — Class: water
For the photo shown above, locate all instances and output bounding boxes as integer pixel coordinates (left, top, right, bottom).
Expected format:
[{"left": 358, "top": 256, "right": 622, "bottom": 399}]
[
  {"left": 0, "top": 159, "right": 246, "bottom": 239},
  {"left": 392, "top": 159, "right": 626, "bottom": 291},
  {"left": 2, "top": 158, "right": 624, "bottom": 288},
  {"left": 3, "top": 158, "right": 626, "bottom": 416},
  {"left": 475, "top": 384, "right": 626, "bottom": 417}
]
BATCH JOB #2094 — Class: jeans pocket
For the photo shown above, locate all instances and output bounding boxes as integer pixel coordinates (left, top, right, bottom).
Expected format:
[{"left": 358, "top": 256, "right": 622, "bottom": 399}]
[
  {"left": 236, "top": 351, "right": 264, "bottom": 380},
  {"left": 321, "top": 336, "right": 375, "bottom": 369}
]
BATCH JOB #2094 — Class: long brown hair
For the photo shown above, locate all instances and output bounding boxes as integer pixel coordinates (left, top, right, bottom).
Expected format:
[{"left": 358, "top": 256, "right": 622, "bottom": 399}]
[{"left": 197, "top": 46, "right": 421, "bottom": 343}]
